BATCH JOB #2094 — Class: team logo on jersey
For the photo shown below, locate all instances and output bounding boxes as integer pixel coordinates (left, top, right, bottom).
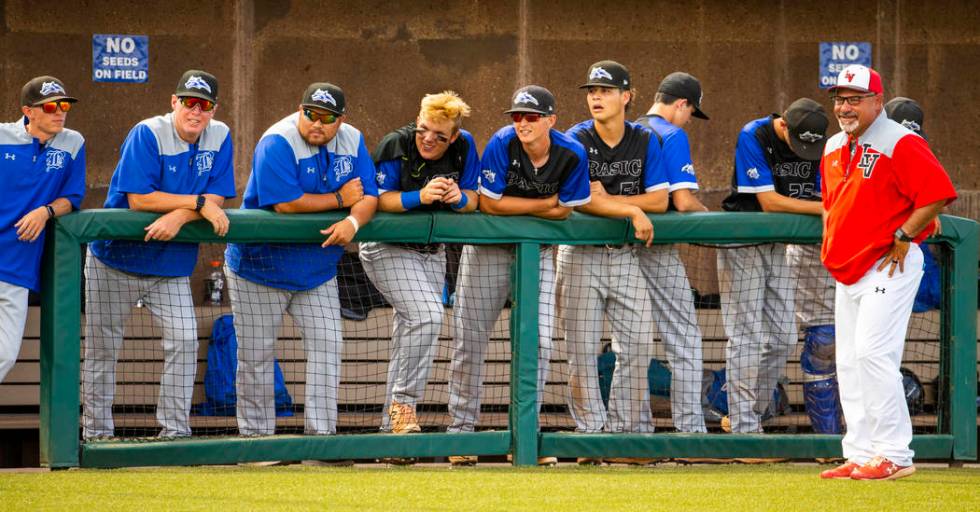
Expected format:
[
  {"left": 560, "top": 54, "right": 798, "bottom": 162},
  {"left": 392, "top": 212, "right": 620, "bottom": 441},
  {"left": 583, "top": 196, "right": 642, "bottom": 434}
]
[
  {"left": 514, "top": 92, "right": 539, "bottom": 106},
  {"left": 589, "top": 67, "right": 614, "bottom": 81},
  {"left": 44, "top": 149, "right": 67, "bottom": 172},
  {"left": 481, "top": 169, "right": 496, "bottom": 184},
  {"left": 798, "top": 131, "right": 823, "bottom": 143},
  {"left": 195, "top": 151, "right": 215, "bottom": 176},
  {"left": 900, "top": 120, "right": 921, "bottom": 132},
  {"left": 39, "top": 81, "right": 66, "bottom": 96},
  {"left": 311, "top": 89, "right": 337, "bottom": 106},
  {"left": 184, "top": 76, "right": 212, "bottom": 93},
  {"left": 681, "top": 163, "right": 695, "bottom": 175},
  {"left": 857, "top": 144, "right": 881, "bottom": 178},
  {"left": 746, "top": 167, "right": 760, "bottom": 180},
  {"left": 333, "top": 155, "right": 354, "bottom": 181},
  {"left": 375, "top": 171, "right": 386, "bottom": 185}
]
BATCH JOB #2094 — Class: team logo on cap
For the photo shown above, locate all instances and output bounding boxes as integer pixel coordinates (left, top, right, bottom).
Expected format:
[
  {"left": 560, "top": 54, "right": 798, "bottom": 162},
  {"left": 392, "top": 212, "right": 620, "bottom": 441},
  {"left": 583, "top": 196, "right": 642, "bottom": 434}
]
[
  {"left": 844, "top": 70, "right": 856, "bottom": 83},
  {"left": 185, "top": 76, "right": 212, "bottom": 93},
  {"left": 39, "top": 81, "right": 65, "bottom": 96},
  {"left": 45, "top": 150, "right": 66, "bottom": 172},
  {"left": 900, "top": 120, "right": 921, "bottom": 132},
  {"left": 589, "top": 67, "right": 614, "bottom": 81},
  {"left": 514, "top": 92, "right": 539, "bottom": 106},
  {"left": 311, "top": 89, "right": 337, "bottom": 106},
  {"left": 798, "top": 131, "right": 824, "bottom": 143}
]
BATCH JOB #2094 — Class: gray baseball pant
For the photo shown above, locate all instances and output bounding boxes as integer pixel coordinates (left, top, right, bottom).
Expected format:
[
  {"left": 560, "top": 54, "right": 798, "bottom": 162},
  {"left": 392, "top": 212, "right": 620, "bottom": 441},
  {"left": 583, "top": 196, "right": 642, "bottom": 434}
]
[
  {"left": 82, "top": 253, "right": 198, "bottom": 439},
  {"left": 558, "top": 245, "right": 654, "bottom": 433},
  {"left": 225, "top": 268, "right": 342, "bottom": 436},
  {"left": 359, "top": 242, "right": 446, "bottom": 431},
  {"left": 636, "top": 245, "right": 707, "bottom": 432},
  {"left": 448, "top": 244, "right": 555, "bottom": 433},
  {"left": 717, "top": 243, "right": 796, "bottom": 433},
  {"left": 0, "top": 281, "right": 29, "bottom": 383},
  {"left": 785, "top": 244, "right": 835, "bottom": 328}
]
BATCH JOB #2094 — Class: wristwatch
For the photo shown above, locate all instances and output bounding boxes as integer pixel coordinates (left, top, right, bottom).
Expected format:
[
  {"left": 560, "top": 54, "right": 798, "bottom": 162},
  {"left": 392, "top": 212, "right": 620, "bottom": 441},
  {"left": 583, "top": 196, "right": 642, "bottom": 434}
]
[
  {"left": 195, "top": 195, "right": 207, "bottom": 212},
  {"left": 894, "top": 228, "right": 914, "bottom": 242}
]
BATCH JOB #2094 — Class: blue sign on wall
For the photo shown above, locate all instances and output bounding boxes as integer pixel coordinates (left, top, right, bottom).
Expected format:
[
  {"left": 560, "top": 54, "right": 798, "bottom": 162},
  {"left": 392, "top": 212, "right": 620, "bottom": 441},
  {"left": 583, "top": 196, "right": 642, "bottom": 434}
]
[
  {"left": 819, "top": 42, "right": 871, "bottom": 89},
  {"left": 92, "top": 34, "right": 148, "bottom": 83}
]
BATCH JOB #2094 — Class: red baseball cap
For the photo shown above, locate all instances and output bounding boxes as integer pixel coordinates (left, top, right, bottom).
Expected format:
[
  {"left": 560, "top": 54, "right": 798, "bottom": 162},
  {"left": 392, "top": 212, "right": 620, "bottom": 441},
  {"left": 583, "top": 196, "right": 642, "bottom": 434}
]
[{"left": 829, "top": 65, "right": 883, "bottom": 94}]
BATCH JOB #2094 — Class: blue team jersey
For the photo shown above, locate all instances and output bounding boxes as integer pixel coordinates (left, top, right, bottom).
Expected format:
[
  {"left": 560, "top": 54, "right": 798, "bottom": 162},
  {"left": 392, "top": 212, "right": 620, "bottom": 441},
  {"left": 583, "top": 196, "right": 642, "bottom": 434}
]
[
  {"left": 478, "top": 126, "right": 590, "bottom": 207},
  {"left": 721, "top": 115, "right": 820, "bottom": 212},
  {"left": 225, "top": 113, "right": 378, "bottom": 291},
  {"left": 634, "top": 114, "right": 700, "bottom": 191},
  {"left": 565, "top": 119, "right": 669, "bottom": 195},
  {"left": 374, "top": 126, "right": 480, "bottom": 197},
  {"left": 0, "top": 118, "right": 86, "bottom": 291}
]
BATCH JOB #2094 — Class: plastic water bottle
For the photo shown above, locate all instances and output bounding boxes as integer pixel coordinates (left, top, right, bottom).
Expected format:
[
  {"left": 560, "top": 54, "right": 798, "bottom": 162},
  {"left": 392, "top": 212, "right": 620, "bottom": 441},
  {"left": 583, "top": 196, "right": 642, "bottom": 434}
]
[{"left": 206, "top": 260, "right": 224, "bottom": 306}]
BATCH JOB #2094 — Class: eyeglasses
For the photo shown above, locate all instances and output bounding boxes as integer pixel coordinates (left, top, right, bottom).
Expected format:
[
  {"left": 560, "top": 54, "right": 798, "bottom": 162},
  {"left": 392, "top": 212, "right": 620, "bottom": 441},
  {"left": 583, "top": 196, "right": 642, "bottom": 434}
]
[
  {"left": 39, "top": 101, "right": 72, "bottom": 114},
  {"left": 303, "top": 108, "right": 339, "bottom": 124},
  {"left": 831, "top": 93, "right": 877, "bottom": 106},
  {"left": 414, "top": 127, "right": 451, "bottom": 144},
  {"left": 510, "top": 112, "right": 547, "bottom": 123},
  {"left": 179, "top": 97, "right": 215, "bottom": 112}
]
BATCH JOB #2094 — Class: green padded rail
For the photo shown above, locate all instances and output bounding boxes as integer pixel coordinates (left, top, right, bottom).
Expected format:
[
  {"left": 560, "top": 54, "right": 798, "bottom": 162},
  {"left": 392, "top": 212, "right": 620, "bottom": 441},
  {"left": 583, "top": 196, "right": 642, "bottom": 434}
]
[{"left": 40, "top": 210, "right": 977, "bottom": 467}]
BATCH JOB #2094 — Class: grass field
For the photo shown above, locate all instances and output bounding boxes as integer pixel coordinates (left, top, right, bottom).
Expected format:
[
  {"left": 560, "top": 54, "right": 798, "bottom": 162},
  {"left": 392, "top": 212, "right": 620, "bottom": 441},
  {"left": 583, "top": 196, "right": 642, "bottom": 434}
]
[{"left": 2, "top": 463, "right": 979, "bottom": 511}]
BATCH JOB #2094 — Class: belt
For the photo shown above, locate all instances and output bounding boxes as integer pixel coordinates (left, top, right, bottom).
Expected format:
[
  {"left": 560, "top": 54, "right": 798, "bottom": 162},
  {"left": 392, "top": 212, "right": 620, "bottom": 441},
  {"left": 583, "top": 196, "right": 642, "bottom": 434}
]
[
  {"left": 392, "top": 242, "right": 442, "bottom": 254},
  {"left": 591, "top": 244, "right": 625, "bottom": 250}
]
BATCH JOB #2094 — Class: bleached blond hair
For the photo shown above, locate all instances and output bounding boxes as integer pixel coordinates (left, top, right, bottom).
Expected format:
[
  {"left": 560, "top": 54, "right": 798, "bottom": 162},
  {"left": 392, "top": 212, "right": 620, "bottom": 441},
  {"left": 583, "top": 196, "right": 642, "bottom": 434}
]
[{"left": 419, "top": 90, "right": 471, "bottom": 132}]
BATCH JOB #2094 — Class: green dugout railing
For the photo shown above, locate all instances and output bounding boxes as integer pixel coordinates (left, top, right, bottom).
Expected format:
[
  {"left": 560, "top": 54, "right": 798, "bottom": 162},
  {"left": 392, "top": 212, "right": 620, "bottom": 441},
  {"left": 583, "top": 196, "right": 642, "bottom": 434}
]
[{"left": 39, "top": 210, "right": 978, "bottom": 468}]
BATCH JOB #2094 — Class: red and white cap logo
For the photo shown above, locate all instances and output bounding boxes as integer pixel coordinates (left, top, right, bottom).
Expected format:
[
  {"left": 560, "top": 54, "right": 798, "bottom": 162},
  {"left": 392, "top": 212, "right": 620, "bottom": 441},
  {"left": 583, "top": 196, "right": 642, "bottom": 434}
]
[{"left": 831, "top": 64, "right": 883, "bottom": 94}]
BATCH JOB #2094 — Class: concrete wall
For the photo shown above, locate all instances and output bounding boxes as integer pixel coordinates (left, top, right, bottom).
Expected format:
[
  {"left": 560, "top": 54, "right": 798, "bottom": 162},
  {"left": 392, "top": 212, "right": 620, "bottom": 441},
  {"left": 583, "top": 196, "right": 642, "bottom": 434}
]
[{"left": 3, "top": 0, "right": 978, "bottom": 210}]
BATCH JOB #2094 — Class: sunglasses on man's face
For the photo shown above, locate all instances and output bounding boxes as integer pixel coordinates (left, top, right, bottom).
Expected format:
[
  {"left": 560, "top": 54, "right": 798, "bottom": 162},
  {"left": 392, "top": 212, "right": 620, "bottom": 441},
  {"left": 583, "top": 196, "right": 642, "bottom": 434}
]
[
  {"left": 179, "top": 97, "right": 216, "bottom": 112},
  {"left": 39, "top": 101, "right": 72, "bottom": 114},
  {"left": 510, "top": 112, "right": 546, "bottom": 123},
  {"left": 303, "top": 108, "right": 340, "bottom": 125}
]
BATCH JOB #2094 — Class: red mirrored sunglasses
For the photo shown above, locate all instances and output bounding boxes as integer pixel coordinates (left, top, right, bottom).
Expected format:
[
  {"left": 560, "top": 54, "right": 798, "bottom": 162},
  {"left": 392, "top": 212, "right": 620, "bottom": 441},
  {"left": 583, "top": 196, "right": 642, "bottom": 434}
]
[
  {"left": 39, "top": 101, "right": 72, "bottom": 114},
  {"left": 179, "top": 97, "right": 215, "bottom": 112},
  {"left": 510, "top": 112, "right": 545, "bottom": 123}
]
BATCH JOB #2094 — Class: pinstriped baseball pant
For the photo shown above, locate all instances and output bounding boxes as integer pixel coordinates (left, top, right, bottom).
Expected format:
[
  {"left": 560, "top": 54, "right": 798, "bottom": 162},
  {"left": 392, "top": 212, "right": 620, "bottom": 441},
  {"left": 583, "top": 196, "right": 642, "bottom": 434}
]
[
  {"left": 637, "top": 245, "right": 707, "bottom": 433},
  {"left": 82, "top": 253, "right": 198, "bottom": 439},
  {"left": 448, "top": 244, "right": 555, "bottom": 432},
  {"left": 359, "top": 242, "right": 446, "bottom": 431},
  {"left": 558, "top": 244, "right": 654, "bottom": 433},
  {"left": 717, "top": 243, "right": 796, "bottom": 433},
  {"left": 225, "top": 268, "right": 341, "bottom": 436}
]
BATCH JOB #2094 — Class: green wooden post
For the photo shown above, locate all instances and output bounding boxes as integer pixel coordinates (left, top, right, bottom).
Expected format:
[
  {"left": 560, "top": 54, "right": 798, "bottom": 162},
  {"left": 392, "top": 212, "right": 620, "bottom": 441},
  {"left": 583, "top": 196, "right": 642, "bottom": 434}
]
[
  {"left": 509, "top": 243, "right": 540, "bottom": 466},
  {"left": 39, "top": 220, "right": 83, "bottom": 468},
  {"left": 946, "top": 218, "right": 978, "bottom": 460}
]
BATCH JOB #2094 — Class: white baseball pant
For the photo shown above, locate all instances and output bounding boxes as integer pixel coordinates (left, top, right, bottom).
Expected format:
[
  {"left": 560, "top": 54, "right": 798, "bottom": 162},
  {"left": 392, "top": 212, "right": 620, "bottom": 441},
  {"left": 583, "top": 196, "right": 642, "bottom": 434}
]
[{"left": 0, "top": 281, "right": 29, "bottom": 383}]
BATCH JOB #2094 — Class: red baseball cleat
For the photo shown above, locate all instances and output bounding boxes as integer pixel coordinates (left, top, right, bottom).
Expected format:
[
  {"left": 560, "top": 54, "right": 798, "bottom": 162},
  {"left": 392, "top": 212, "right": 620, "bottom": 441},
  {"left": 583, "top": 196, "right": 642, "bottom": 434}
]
[
  {"left": 850, "top": 456, "right": 916, "bottom": 480},
  {"left": 820, "top": 461, "right": 860, "bottom": 479}
]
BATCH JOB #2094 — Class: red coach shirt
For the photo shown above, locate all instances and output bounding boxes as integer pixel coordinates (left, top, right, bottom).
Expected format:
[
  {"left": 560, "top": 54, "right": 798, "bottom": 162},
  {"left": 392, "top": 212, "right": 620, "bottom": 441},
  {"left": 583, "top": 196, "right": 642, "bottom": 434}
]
[{"left": 820, "top": 111, "right": 956, "bottom": 285}]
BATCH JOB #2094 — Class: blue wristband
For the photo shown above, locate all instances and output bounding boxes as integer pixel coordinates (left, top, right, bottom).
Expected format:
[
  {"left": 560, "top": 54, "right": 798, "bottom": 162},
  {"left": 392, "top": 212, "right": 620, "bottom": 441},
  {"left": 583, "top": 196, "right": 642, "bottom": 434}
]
[
  {"left": 401, "top": 190, "right": 422, "bottom": 210},
  {"left": 451, "top": 191, "right": 469, "bottom": 210}
]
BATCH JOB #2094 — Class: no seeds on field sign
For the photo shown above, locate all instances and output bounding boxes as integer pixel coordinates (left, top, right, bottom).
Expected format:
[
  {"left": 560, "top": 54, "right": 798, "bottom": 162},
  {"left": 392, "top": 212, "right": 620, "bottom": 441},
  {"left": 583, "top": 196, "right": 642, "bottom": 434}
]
[
  {"left": 93, "top": 34, "right": 149, "bottom": 83},
  {"left": 819, "top": 42, "right": 871, "bottom": 89}
]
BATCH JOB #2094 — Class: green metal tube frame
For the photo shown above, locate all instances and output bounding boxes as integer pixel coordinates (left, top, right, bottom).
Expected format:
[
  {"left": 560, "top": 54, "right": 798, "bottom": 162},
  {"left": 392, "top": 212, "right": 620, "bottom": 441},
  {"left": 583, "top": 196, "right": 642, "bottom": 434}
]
[{"left": 38, "top": 210, "right": 976, "bottom": 468}]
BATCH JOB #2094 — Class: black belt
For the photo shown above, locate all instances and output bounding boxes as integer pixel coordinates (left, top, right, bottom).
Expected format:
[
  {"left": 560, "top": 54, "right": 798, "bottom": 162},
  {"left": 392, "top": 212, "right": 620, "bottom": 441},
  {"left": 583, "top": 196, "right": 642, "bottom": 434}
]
[
  {"left": 392, "top": 242, "right": 441, "bottom": 254},
  {"left": 591, "top": 244, "right": 625, "bottom": 250}
]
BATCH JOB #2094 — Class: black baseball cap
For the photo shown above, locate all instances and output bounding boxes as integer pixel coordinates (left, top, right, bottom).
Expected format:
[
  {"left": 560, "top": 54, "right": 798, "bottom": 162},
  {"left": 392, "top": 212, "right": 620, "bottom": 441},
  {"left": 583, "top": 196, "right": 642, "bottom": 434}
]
[
  {"left": 782, "top": 98, "right": 829, "bottom": 161},
  {"left": 175, "top": 70, "right": 219, "bottom": 103},
  {"left": 580, "top": 60, "right": 631, "bottom": 89},
  {"left": 504, "top": 85, "right": 555, "bottom": 116},
  {"left": 885, "top": 97, "right": 924, "bottom": 137},
  {"left": 301, "top": 82, "right": 346, "bottom": 115},
  {"left": 21, "top": 76, "right": 77, "bottom": 106},
  {"left": 657, "top": 72, "right": 708, "bottom": 120}
]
